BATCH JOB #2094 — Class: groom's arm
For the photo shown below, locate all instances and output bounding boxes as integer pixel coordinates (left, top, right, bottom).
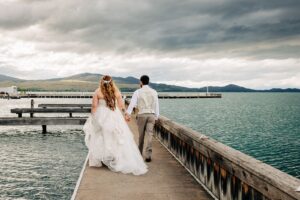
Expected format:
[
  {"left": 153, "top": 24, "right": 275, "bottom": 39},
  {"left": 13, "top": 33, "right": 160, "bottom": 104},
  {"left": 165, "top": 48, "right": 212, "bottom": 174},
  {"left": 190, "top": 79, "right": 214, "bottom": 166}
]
[
  {"left": 154, "top": 92, "right": 159, "bottom": 120},
  {"left": 126, "top": 90, "right": 138, "bottom": 116}
]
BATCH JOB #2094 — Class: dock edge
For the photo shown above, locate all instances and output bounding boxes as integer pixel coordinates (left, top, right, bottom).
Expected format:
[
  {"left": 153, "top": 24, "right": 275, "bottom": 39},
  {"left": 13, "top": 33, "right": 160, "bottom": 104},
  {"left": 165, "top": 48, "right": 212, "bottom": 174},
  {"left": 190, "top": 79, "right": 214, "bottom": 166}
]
[{"left": 71, "top": 153, "right": 89, "bottom": 200}]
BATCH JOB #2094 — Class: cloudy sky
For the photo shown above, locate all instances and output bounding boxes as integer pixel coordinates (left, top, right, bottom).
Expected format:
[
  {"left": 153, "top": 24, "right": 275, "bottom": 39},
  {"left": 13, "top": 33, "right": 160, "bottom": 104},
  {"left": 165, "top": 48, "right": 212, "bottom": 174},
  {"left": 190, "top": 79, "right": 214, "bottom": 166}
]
[{"left": 0, "top": 0, "right": 299, "bottom": 89}]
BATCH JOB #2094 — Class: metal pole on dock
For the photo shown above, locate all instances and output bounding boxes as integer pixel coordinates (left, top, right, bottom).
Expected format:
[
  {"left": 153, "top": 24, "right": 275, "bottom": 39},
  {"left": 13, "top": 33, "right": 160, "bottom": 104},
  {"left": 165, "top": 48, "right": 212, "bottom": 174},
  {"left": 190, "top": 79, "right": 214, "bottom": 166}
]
[{"left": 206, "top": 86, "right": 209, "bottom": 96}]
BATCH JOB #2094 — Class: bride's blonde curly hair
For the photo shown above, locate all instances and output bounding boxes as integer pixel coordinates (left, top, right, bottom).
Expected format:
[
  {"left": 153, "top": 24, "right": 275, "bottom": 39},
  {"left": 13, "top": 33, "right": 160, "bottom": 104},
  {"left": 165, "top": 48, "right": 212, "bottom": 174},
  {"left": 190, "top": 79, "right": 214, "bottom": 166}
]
[{"left": 100, "top": 75, "right": 118, "bottom": 111}]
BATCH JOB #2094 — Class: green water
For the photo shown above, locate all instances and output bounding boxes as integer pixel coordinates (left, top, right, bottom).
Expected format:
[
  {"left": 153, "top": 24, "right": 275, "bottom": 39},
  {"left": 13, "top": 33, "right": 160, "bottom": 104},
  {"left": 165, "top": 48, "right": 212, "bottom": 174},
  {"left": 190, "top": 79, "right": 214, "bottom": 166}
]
[{"left": 160, "top": 93, "right": 300, "bottom": 178}]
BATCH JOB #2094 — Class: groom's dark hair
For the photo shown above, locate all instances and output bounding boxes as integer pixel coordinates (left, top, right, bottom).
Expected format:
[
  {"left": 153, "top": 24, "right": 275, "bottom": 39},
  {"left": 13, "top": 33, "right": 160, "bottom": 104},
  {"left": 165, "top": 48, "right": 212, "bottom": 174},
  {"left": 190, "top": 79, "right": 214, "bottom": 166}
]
[{"left": 140, "top": 75, "right": 149, "bottom": 85}]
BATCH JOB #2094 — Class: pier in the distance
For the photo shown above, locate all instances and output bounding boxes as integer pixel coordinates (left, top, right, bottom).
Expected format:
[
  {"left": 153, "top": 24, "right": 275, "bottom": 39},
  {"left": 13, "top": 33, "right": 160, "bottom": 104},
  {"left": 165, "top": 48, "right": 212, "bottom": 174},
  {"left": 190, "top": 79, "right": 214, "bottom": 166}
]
[{"left": 16, "top": 92, "right": 222, "bottom": 99}]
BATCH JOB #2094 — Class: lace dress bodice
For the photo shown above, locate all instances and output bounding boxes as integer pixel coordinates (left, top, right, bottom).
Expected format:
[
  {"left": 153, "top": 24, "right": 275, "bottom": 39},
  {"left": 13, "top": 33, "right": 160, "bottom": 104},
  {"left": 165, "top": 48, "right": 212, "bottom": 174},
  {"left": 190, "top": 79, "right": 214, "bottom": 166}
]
[{"left": 98, "top": 99, "right": 107, "bottom": 106}]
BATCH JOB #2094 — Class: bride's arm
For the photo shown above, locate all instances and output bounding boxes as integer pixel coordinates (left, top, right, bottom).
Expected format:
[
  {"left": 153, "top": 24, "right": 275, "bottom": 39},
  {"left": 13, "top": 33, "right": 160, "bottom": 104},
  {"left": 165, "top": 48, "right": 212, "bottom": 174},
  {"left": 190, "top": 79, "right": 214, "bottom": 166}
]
[
  {"left": 116, "top": 91, "right": 125, "bottom": 112},
  {"left": 91, "top": 90, "right": 99, "bottom": 114}
]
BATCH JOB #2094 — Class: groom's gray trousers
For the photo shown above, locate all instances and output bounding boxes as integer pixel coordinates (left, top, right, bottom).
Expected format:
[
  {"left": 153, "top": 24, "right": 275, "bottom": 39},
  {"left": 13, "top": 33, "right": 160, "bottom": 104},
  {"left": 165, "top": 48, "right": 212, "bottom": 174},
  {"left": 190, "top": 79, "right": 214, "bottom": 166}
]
[{"left": 137, "top": 113, "right": 156, "bottom": 159}]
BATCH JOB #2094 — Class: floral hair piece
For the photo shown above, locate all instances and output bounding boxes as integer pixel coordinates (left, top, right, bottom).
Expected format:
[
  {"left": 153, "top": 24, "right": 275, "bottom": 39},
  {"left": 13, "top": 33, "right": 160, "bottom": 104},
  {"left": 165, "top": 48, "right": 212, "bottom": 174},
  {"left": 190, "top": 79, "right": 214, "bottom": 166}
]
[{"left": 103, "top": 79, "right": 111, "bottom": 84}]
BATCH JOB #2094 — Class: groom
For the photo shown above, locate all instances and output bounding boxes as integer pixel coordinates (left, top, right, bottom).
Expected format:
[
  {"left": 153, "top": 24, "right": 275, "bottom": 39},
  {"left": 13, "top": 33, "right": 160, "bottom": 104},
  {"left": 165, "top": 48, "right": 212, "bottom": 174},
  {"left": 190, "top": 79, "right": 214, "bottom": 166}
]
[{"left": 125, "top": 75, "right": 159, "bottom": 162}]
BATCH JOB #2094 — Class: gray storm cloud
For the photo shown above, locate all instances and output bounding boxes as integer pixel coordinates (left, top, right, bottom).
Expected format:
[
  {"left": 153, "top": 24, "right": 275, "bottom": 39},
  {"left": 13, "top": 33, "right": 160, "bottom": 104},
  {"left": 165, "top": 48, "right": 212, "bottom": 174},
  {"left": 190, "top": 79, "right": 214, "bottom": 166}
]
[
  {"left": 1, "top": 0, "right": 300, "bottom": 56},
  {"left": 0, "top": 0, "right": 299, "bottom": 88}
]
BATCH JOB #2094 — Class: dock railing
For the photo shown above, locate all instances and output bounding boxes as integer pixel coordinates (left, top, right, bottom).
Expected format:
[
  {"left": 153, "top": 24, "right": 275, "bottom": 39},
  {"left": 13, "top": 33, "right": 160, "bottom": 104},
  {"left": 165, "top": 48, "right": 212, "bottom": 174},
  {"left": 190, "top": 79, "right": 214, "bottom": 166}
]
[{"left": 154, "top": 116, "right": 300, "bottom": 200}]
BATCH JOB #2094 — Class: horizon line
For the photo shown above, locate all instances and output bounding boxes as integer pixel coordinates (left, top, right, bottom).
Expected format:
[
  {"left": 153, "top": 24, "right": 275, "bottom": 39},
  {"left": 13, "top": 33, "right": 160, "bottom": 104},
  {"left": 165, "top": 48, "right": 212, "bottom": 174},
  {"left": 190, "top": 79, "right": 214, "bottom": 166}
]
[{"left": 0, "top": 72, "right": 299, "bottom": 90}]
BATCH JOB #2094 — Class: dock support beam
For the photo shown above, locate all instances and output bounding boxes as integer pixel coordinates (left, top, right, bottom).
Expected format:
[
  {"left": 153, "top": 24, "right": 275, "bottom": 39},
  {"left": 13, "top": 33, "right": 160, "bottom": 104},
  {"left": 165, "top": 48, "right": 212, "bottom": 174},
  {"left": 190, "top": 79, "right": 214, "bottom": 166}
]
[
  {"left": 42, "top": 125, "right": 47, "bottom": 134},
  {"left": 30, "top": 99, "right": 34, "bottom": 118}
]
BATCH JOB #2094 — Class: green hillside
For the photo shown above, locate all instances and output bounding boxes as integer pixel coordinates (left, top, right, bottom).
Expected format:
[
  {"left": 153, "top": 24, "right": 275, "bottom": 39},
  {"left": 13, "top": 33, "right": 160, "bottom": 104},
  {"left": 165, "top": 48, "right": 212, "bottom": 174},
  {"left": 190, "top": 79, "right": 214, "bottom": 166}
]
[
  {"left": 0, "top": 73, "right": 299, "bottom": 92},
  {"left": 0, "top": 73, "right": 144, "bottom": 92}
]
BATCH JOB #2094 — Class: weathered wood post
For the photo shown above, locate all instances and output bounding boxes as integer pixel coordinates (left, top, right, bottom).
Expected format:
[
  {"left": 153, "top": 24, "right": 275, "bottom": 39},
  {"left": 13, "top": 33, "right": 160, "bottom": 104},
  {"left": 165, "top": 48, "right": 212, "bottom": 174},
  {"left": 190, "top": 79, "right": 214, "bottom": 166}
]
[
  {"left": 30, "top": 99, "right": 34, "bottom": 118},
  {"left": 42, "top": 125, "right": 47, "bottom": 134}
]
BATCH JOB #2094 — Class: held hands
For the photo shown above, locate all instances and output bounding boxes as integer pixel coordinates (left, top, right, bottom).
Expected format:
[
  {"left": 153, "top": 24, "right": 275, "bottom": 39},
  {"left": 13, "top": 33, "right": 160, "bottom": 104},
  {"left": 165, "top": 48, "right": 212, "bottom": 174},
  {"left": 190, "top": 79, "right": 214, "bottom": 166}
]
[
  {"left": 121, "top": 108, "right": 131, "bottom": 122},
  {"left": 125, "top": 113, "right": 131, "bottom": 122}
]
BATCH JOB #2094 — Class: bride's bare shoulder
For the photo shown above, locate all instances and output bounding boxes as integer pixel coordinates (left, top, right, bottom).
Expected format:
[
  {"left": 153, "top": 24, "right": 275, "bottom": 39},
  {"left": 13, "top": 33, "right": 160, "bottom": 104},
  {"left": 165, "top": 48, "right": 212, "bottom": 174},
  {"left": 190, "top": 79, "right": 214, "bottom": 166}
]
[
  {"left": 115, "top": 89, "right": 122, "bottom": 98},
  {"left": 94, "top": 88, "right": 104, "bottom": 98}
]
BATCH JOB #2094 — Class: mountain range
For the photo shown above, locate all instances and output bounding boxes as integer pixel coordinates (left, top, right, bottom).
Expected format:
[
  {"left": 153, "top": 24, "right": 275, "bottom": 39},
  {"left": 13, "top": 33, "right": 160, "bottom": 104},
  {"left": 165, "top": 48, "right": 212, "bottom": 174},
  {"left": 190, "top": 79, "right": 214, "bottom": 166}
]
[{"left": 0, "top": 73, "right": 299, "bottom": 92}]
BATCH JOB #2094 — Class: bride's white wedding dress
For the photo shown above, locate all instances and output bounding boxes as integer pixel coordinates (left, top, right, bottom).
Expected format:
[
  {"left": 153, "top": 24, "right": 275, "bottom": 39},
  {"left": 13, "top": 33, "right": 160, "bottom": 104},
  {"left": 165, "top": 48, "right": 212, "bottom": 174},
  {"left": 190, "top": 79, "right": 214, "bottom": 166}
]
[{"left": 83, "top": 99, "right": 148, "bottom": 175}]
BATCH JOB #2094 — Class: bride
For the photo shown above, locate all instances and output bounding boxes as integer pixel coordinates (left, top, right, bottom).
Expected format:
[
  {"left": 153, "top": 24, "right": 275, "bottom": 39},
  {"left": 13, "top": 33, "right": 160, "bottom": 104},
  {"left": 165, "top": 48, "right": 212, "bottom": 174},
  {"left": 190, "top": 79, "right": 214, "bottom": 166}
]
[{"left": 83, "top": 75, "right": 148, "bottom": 175}]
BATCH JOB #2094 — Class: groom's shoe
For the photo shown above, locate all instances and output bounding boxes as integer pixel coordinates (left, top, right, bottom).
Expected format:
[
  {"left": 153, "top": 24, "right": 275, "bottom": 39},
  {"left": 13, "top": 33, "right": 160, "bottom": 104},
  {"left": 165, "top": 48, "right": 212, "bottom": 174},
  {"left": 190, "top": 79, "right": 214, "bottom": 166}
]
[{"left": 145, "top": 158, "right": 152, "bottom": 162}]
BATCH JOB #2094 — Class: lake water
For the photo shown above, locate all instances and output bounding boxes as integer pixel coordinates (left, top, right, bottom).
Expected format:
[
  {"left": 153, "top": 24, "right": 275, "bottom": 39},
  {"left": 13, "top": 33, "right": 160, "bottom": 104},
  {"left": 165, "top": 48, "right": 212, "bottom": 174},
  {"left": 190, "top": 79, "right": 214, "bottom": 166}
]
[
  {"left": 0, "top": 99, "right": 89, "bottom": 200},
  {"left": 0, "top": 93, "right": 299, "bottom": 199},
  {"left": 160, "top": 93, "right": 300, "bottom": 178}
]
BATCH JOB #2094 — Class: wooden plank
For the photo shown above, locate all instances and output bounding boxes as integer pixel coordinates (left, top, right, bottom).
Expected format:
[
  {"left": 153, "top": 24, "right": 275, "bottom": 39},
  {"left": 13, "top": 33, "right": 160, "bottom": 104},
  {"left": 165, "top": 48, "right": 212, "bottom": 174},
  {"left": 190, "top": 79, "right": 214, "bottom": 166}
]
[
  {"left": 11, "top": 108, "right": 91, "bottom": 114},
  {"left": 0, "top": 117, "right": 87, "bottom": 125},
  {"left": 38, "top": 104, "right": 91, "bottom": 108}
]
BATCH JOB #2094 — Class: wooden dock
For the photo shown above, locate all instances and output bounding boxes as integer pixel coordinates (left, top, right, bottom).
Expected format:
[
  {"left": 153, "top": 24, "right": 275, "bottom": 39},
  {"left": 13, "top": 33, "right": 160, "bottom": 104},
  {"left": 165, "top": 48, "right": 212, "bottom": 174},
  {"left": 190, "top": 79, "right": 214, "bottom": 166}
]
[
  {"left": 18, "top": 93, "right": 222, "bottom": 99},
  {"left": 11, "top": 108, "right": 91, "bottom": 118},
  {"left": 0, "top": 117, "right": 87, "bottom": 133},
  {"left": 0, "top": 102, "right": 90, "bottom": 133},
  {"left": 72, "top": 117, "right": 213, "bottom": 200},
  {"left": 71, "top": 116, "right": 300, "bottom": 200},
  {"left": 0, "top": 117, "right": 86, "bottom": 126},
  {"left": 38, "top": 104, "right": 91, "bottom": 108}
]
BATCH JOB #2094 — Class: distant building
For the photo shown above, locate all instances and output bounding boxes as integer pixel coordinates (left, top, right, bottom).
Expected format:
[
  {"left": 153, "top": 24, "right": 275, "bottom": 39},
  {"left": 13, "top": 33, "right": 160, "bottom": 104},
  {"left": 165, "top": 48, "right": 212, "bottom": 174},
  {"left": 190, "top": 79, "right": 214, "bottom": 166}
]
[{"left": 0, "top": 86, "right": 18, "bottom": 95}]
